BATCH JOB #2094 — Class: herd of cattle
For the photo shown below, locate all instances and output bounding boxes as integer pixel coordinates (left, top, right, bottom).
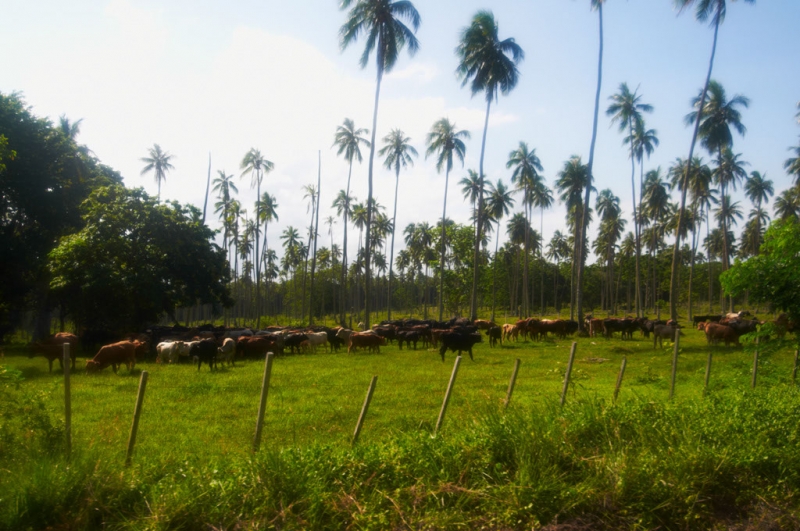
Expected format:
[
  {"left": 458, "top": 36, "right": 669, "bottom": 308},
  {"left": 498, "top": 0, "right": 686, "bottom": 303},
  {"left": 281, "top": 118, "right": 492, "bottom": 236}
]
[{"left": 27, "top": 311, "right": 797, "bottom": 373}]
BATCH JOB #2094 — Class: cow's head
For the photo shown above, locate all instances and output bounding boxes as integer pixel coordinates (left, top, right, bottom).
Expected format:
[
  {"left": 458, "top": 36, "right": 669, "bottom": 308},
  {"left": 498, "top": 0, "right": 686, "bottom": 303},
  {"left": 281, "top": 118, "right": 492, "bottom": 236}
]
[{"left": 85, "top": 359, "right": 101, "bottom": 373}]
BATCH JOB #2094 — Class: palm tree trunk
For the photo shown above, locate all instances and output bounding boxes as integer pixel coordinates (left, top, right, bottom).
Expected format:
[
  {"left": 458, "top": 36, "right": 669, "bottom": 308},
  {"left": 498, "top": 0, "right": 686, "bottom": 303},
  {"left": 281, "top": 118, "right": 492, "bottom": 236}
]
[
  {"left": 540, "top": 208, "right": 545, "bottom": 316},
  {"left": 388, "top": 164, "right": 400, "bottom": 320},
  {"left": 341, "top": 163, "right": 352, "bottom": 327},
  {"left": 630, "top": 124, "right": 643, "bottom": 318},
  {"left": 670, "top": 15, "right": 720, "bottom": 321},
  {"left": 309, "top": 152, "right": 322, "bottom": 325},
  {"left": 491, "top": 221, "right": 500, "bottom": 322},
  {"left": 523, "top": 200, "right": 530, "bottom": 318},
  {"left": 202, "top": 152, "right": 211, "bottom": 225},
  {"left": 364, "top": 55, "right": 385, "bottom": 330},
  {"left": 687, "top": 209, "right": 698, "bottom": 321},
  {"left": 438, "top": 167, "right": 451, "bottom": 322},
  {"left": 470, "top": 97, "right": 492, "bottom": 321}
]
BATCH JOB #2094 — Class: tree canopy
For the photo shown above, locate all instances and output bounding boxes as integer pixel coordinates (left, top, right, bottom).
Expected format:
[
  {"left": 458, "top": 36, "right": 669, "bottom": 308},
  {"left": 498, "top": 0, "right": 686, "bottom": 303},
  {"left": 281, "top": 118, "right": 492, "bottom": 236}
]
[{"left": 48, "top": 186, "right": 232, "bottom": 333}]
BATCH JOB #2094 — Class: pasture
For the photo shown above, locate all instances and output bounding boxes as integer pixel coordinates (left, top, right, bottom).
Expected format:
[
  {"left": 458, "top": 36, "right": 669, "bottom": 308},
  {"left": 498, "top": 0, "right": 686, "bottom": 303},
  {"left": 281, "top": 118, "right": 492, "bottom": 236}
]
[{"left": 2, "top": 325, "right": 800, "bottom": 529}]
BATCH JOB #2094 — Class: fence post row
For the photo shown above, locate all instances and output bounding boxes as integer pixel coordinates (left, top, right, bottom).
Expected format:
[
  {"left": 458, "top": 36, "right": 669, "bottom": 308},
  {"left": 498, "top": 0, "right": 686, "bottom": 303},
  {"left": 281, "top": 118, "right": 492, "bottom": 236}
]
[
  {"left": 613, "top": 356, "right": 627, "bottom": 403},
  {"left": 352, "top": 375, "right": 378, "bottom": 446},
  {"left": 560, "top": 342, "right": 577, "bottom": 408},
  {"left": 504, "top": 359, "right": 521, "bottom": 410},
  {"left": 63, "top": 344, "right": 72, "bottom": 460},
  {"left": 435, "top": 355, "right": 461, "bottom": 435},
  {"left": 125, "top": 370, "right": 149, "bottom": 466},
  {"left": 253, "top": 352, "right": 274, "bottom": 453},
  {"left": 669, "top": 330, "right": 680, "bottom": 401}
]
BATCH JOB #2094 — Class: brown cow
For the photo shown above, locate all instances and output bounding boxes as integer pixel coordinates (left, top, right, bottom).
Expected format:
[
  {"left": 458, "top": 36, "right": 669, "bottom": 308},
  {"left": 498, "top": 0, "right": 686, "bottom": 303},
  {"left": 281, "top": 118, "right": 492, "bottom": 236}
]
[
  {"left": 86, "top": 341, "right": 139, "bottom": 373},
  {"left": 348, "top": 333, "right": 386, "bottom": 354},
  {"left": 588, "top": 319, "right": 605, "bottom": 338},
  {"left": 474, "top": 319, "right": 496, "bottom": 330},
  {"left": 30, "top": 332, "right": 79, "bottom": 372},
  {"left": 704, "top": 323, "right": 740, "bottom": 347}
]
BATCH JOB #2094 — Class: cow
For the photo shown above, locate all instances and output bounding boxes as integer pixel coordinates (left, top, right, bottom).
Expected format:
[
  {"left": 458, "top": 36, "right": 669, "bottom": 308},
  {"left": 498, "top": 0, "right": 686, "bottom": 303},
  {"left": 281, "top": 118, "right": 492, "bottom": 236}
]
[
  {"left": 502, "top": 324, "right": 518, "bottom": 342},
  {"left": 348, "top": 333, "right": 386, "bottom": 354},
  {"left": 326, "top": 328, "right": 346, "bottom": 352},
  {"left": 397, "top": 330, "right": 421, "bottom": 350},
  {"left": 486, "top": 326, "right": 502, "bottom": 347},
  {"left": 189, "top": 339, "right": 218, "bottom": 370},
  {"left": 588, "top": 319, "right": 605, "bottom": 338},
  {"left": 725, "top": 311, "right": 752, "bottom": 321},
  {"left": 304, "top": 331, "right": 329, "bottom": 353},
  {"left": 29, "top": 332, "right": 79, "bottom": 372},
  {"left": 156, "top": 341, "right": 184, "bottom": 364},
  {"left": 474, "top": 319, "right": 496, "bottom": 330},
  {"left": 335, "top": 328, "right": 355, "bottom": 347},
  {"left": 704, "top": 323, "right": 740, "bottom": 347},
  {"left": 640, "top": 319, "right": 666, "bottom": 339},
  {"left": 653, "top": 325, "right": 681, "bottom": 349},
  {"left": 217, "top": 338, "right": 236, "bottom": 366},
  {"left": 86, "top": 341, "right": 139, "bottom": 373},
  {"left": 283, "top": 333, "right": 309, "bottom": 354},
  {"left": 438, "top": 331, "right": 482, "bottom": 361}
]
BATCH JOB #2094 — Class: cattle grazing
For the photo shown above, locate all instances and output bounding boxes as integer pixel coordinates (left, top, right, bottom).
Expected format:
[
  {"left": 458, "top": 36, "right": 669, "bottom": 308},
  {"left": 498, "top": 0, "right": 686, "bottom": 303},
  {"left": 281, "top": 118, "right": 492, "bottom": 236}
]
[
  {"left": 588, "top": 319, "right": 605, "bottom": 338},
  {"left": 305, "top": 331, "right": 329, "bottom": 353},
  {"left": 725, "top": 311, "right": 752, "bottom": 321},
  {"left": 217, "top": 338, "right": 236, "bottom": 366},
  {"left": 704, "top": 323, "right": 740, "bottom": 347},
  {"left": 86, "top": 341, "right": 139, "bottom": 373},
  {"left": 396, "top": 330, "right": 421, "bottom": 350},
  {"left": 30, "top": 332, "right": 80, "bottom": 372},
  {"left": 189, "top": 339, "right": 218, "bottom": 370},
  {"left": 283, "top": 333, "right": 309, "bottom": 354},
  {"left": 486, "top": 326, "right": 502, "bottom": 347},
  {"left": 156, "top": 341, "right": 184, "bottom": 364},
  {"left": 348, "top": 333, "right": 386, "bottom": 354},
  {"left": 653, "top": 325, "right": 681, "bottom": 349},
  {"left": 438, "top": 332, "right": 482, "bottom": 361},
  {"left": 502, "top": 324, "right": 518, "bottom": 342},
  {"left": 474, "top": 319, "right": 496, "bottom": 330},
  {"left": 326, "top": 328, "right": 346, "bottom": 352}
]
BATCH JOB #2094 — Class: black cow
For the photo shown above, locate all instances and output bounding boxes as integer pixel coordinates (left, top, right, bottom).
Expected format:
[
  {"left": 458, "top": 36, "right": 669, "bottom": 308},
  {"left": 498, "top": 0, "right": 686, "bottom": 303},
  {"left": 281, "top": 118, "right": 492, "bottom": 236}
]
[
  {"left": 653, "top": 325, "right": 681, "bottom": 349},
  {"left": 397, "top": 330, "right": 421, "bottom": 350},
  {"left": 640, "top": 319, "right": 666, "bottom": 339},
  {"left": 486, "top": 326, "right": 502, "bottom": 347},
  {"left": 438, "top": 332, "right": 482, "bottom": 361},
  {"left": 284, "top": 333, "right": 308, "bottom": 354},
  {"left": 190, "top": 339, "right": 218, "bottom": 370}
]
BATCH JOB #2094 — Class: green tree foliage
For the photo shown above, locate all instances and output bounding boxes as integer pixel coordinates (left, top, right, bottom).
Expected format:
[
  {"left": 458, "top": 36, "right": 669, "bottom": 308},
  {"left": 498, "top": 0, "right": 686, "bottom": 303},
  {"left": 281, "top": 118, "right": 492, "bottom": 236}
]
[
  {"left": 48, "top": 186, "right": 232, "bottom": 333},
  {"left": 721, "top": 219, "right": 800, "bottom": 320},
  {"left": 0, "top": 92, "right": 122, "bottom": 339}
]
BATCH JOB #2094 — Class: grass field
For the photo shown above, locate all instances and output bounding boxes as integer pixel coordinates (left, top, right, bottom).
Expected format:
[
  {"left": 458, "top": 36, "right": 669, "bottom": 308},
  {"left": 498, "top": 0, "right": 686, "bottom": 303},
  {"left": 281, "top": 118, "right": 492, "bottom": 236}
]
[{"left": 2, "top": 324, "right": 800, "bottom": 529}]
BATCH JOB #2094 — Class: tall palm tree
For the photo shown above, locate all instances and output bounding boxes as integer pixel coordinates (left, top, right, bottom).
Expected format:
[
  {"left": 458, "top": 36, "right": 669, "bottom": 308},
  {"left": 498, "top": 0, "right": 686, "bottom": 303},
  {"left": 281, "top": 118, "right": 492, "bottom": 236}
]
[
  {"left": 140, "top": 144, "right": 175, "bottom": 202},
  {"left": 378, "top": 129, "right": 417, "bottom": 320},
  {"left": 240, "top": 148, "right": 274, "bottom": 327},
  {"left": 669, "top": 0, "right": 754, "bottom": 320},
  {"left": 607, "top": 83, "right": 653, "bottom": 317},
  {"left": 712, "top": 148, "right": 748, "bottom": 274},
  {"left": 574, "top": 0, "right": 606, "bottom": 330},
  {"left": 425, "top": 118, "right": 469, "bottom": 321},
  {"left": 547, "top": 230, "right": 570, "bottom": 313},
  {"left": 301, "top": 184, "right": 318, "bottom": 323},
  {"left": 332, "top": 118, "right": 370, "bottom": 325},
  {"left": 213, "top": 170, "right": 238, "bottom": 251},
  {"left": 456, "top": 10, "right": 523, "bottom": 321},
  {"left": 486, "top": 179, "right": 515, "bottom": 321},
  {"left": 595, "top": 189, "right": 624, "bottom": 312},
  {"left": 460, "top": 170, "right": 484, "bottom": 237},
  {"left": 556, "top": 156, "right": 592, "bottom": 320},
  {"left": 507, "top": 142, "right": 543, "bottom": 318},
  {"left": 58, "top": 115, "right": 83, "bottom": 141},
  {"left": 309, "top": 153, "right": 323, "bottom": 325},
  {"left": 642, "top": 169, "right": 671, "bottom": 312},
  {"left": 744, "top": 171, "right": 774, "bottom": 253},
  {"left": 257, "top": 191, "right": 279, "bottom": 279},
  {"left": 340, "top": 0, "right": 420, "bottom": 329},
  {"left": 785, "top": 142, "right": 800, "bottom": 188},
  {"left": 714, "top": 195, "right": 743, "bottom": 271},
  {"left": 530, "top": 179, "right": 554, "bottom": 315},
  {"left": 281, "top": 226, "right": 302, "bottom": 318}
]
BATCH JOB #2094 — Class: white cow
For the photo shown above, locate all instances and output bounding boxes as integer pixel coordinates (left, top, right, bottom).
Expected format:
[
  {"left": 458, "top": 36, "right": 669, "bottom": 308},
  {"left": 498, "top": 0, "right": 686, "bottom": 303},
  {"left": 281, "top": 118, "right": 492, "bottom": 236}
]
[
  {"left": 156, "top": 341, "right": 184, "bottom": 364},
  {"left": 306, "top": 331, "right": 328, "bottom": 353},
  {"left": 217, "top": 338, "right": 236, "bottom": 366}
]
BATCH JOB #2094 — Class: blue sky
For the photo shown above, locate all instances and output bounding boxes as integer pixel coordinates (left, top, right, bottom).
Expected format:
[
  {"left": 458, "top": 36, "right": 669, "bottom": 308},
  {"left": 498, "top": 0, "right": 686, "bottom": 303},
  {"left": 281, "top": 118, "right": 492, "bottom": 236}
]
[{"left": 1, "top": 0, "right": 798, "bottom": 263}]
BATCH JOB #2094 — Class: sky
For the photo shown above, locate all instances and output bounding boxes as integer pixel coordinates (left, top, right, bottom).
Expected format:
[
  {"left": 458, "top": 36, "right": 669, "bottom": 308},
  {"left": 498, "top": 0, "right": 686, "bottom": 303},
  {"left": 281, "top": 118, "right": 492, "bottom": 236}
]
[{"left": 1, "top": 0, "right": 798, "bottom": 265}]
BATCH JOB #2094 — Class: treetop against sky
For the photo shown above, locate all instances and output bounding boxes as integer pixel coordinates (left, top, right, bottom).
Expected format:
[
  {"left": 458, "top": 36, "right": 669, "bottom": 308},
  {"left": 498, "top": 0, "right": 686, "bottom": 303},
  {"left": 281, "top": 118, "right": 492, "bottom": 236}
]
[{"left": 1, "top": 0, "right": 797, "bottom": 263}]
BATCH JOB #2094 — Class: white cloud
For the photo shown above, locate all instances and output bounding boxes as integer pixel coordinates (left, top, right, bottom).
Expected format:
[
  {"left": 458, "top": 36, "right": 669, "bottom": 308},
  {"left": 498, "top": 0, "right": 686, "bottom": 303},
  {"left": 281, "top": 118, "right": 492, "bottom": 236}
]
[{"left": 385, "top": 62, "right": 439, "bottom": 83}]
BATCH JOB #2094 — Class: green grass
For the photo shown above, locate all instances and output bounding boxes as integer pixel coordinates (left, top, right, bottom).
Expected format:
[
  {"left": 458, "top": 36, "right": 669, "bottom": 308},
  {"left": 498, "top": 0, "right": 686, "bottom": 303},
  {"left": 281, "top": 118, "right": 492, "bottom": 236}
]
[{"left": 2, "top": 327, "right": 800, "bottom": 529}]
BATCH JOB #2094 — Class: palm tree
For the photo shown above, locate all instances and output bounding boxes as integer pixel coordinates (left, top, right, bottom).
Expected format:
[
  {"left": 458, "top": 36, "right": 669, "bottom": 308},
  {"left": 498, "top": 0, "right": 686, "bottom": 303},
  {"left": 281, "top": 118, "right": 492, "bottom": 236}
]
[
  {"left": 425, "top": 118, "right": 469, "bottom": 321},
  {"left": 641, "top": 169, "right": 671, "bottom": 312},
  {"left": 378, "top": 129, "right": 418, "bottom": 320},
  {"left": 339, "top": 0, "right": 420, "bottom": 329},
  {"left": 486, "top": 179, "right": 515, "bottom": 321},
  {"left": 530, "top": 179, "right": 554, "bottom": 315},
  {"left": 547, "top": 230, "right": 570, "bottom": 313},
  {"left": 669, "top": 0, "right": 755, "bottom": 320},
  {"left": 555, "top": 156, "right": 592, "bottom": 319},
  {"left": 785, "top": 142, "right": 800, "bottom": 188},
  {"left": 712, "top": 148, "right": 748, "bottom": 275},
  {"left": 774, "top": 189, "right": 800, "bottom": 221},
  {"left": 257, "top": 191, "right": 279, "bottom": 279},
  {"left": 332, "top": 118, "right": 370, "bottom": 325},
  {"left": 58, "top": 115, "right": 83, "bottom": 141},
  {"left": 456, "top": 10, "right": 523, "bottom": 321},
  {"left": 460, "top": 170, "right": 485, "bottom": 238},
  {"left": 140, "top": 144, "right": 175, "bottom": 202},
  {"left": 595, "top": 189, "right": 624, "bottom": 312},
  {"left": 744, "top": 171, "right": 774, "bottom": 253},
  {"left": 301, "top": 184, "right": 318, "bottom": 323},
  {"left": 281, "top": 226, "right": 302, "bottom": 319},
  {"left": 714, "top": 195, "right": 743, "bottom": 272},
  {"left": 240, "top": 148, "right": 274, "bottom": 327},
  {"left": 212, "top": 170, "right": 238, "bottom": 251},
  {"left": 574, "top": 0, "right": 606, "bottom": 330},
  {"left": 507, "top": 142, "right": 543, "bottom": 318},
  {"left": 607, "top": 83, "right": 653, "bottom": 317}
]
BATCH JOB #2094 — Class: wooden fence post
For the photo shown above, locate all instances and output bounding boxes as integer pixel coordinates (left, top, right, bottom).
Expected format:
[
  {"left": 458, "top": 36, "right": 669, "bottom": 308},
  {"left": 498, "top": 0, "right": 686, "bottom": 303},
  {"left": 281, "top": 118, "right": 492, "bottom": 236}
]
[
  {"left": 435, "top": 356, "right": 461, "bottom": 435},
  {"left": 751, "top": 337, "right": 759, "bottom": 389},
  {"left": 125, "top": 370, "right": 148, "bottom": 466},
  {"left": 793, "top": 350, "right": 799, "bottom": 383},
  {"left": 504, "top": 359, "right": 521, "bottom": 410},
  {"left": 669, "top": 330, "right": 680, "bottom": 401},
  {"left": 704, "top": 351, "right": 713, "bottom": 393},
  {"left": 253, "top": 352, "right": 274, "bottom": 452},
  {"left": 613, "top": 356, "right": 627, "bottom": 403},
  {"left": 63, "top": 343, "right": 71, "bottom": 460},
  {"left": 352, "top": 375, "right": 378, "bottom": 446},
  {"left": 560, "top": 342, "right": 577, "bottom": 408}
]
